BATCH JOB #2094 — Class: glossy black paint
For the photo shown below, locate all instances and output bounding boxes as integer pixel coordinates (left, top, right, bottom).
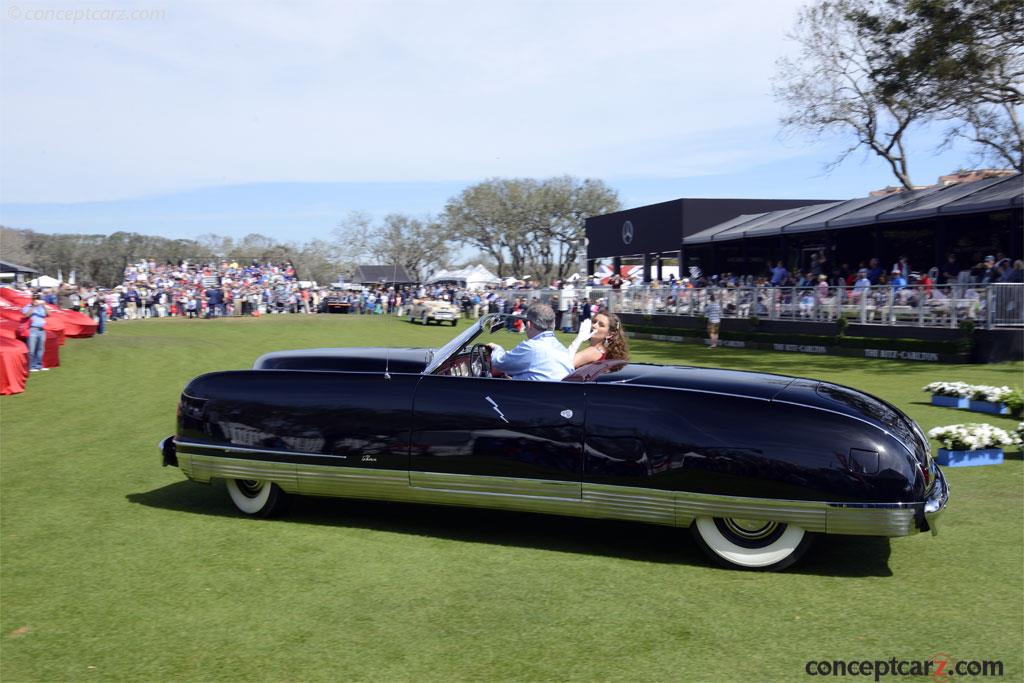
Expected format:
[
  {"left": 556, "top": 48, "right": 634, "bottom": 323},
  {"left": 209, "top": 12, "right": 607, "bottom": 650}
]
[
  {"left": 255, "top": 347, "right": 430, "bottom": 374},
  {"left": 582, "top": 380, "right": 921, "bottom": 503},
  {"left": 411, "top": 375, "right": 585, "bottom": 483},
  {"left": 176, "top": 344, "right": 932, "bottom": 506},
  {"left": 181, "top": 370, "right": 419, "bottom": 470}
]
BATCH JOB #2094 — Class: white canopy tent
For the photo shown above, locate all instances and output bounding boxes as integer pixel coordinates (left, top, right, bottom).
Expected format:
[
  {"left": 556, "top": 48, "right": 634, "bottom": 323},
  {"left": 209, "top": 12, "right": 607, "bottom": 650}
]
[
  {"left": 427, "top": 264, "right": 500, "bottom": 290},
  {"left": 29, "top": 275, "right": 62, "bottom": 288}
]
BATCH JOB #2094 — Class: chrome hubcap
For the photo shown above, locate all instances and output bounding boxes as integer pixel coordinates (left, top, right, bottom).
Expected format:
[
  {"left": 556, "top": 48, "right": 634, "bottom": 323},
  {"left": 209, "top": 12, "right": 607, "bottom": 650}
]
[
  {"left": 237, "top": 480, "right": 265, "bottom": 498},
  {"left": 715, "top": 518, "right": 787, "bottom": 547}
]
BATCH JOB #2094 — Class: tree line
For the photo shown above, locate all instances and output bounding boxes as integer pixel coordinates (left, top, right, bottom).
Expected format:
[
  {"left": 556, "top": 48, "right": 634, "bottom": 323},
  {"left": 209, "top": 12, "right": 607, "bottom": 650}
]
[
  {"left": 0, "top": 176, "right": 621, "bottom": 288},
  {"left": 775, "top": 0, "right": 1022, "bottom": 189}
]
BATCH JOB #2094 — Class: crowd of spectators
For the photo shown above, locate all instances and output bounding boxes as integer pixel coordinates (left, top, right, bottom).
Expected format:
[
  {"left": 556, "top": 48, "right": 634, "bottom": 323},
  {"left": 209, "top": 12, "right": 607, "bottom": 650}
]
[
  {"left": 34, "top": 259, "right": 323, "bottom": 322},
  {"left": 599, "top": 251, "right": 1024, "bottom": 324},
  {"left": 600, "top": 251, "right": 1023, "bottom": 293},
  {"left": 12, "top": 250, "right": 1023, "bottom": 331}
]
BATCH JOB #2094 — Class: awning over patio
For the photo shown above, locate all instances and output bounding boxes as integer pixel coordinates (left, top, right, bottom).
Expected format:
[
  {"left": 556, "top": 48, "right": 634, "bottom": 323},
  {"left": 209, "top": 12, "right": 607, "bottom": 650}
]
[{"left": 683, "top": 173, "right": 1022, "bottom": 246}]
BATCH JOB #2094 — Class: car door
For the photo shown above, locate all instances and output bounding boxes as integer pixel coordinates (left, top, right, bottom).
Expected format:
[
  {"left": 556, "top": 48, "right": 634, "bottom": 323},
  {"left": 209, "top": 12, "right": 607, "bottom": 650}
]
[{"left": 409, "top": 375, "right": 585, "bottom": 499}]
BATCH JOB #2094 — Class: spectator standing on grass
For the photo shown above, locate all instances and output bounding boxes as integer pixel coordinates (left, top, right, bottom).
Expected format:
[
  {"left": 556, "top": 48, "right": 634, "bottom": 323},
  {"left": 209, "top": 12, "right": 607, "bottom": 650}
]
[
  {"left": 21, "top": 293, "right": 48, "bottom": 372},
  {"left": 92, "top": 293, "right": 106, "bottom": 334},
  {"left": 705, "top": 293, "right": 722, "bottom": 349},
  {"left": 557, "top": 283, "right": 572, "bottom": 332}
]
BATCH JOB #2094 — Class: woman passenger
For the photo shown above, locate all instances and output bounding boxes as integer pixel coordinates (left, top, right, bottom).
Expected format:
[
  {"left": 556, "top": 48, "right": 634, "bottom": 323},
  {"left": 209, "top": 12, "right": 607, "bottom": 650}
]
[{"left": 573, "top": 309, "right": 630, "bottom": 368}]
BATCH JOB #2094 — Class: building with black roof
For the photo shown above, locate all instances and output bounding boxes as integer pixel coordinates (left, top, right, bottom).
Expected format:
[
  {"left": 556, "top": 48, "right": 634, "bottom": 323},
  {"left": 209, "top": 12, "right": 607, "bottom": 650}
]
[
  {"left": 0, "top": 260, "right": 40, "bottom": 284},
  {"left": 584, "top": 197, "right": 837, "bottom": 282},
  {"left": 584, "top": 175, "right": 1022, "bottom": 280},
  {"left": 682, "top": 173, "right": 1022, "bottom": 277}
]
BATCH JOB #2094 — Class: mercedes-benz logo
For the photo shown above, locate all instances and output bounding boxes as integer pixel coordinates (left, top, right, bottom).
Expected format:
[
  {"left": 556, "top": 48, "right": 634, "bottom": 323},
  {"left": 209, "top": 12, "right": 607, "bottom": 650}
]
[{"left": 622, "top": 221, "right": 634, "bottom": 245}]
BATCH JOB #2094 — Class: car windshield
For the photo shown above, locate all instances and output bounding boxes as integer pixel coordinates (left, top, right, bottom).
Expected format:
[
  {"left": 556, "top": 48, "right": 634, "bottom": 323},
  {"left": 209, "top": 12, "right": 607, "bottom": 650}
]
[{"left": 422, "top": 312, "right": 523, "bottom": 374}]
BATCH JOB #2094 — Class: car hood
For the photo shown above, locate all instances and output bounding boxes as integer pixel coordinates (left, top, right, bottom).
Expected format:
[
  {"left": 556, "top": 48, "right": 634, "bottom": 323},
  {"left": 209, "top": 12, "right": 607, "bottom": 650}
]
[{"left": 254, "top": 347, "right": 432, "bottom": 373}]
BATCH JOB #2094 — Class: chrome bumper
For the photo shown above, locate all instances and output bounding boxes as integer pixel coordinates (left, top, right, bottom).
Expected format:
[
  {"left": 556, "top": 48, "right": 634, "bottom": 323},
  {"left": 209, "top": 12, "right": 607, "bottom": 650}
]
[
  {"left": 923, "top": 467, "right": 949, "bottom": 535},
  {"left": 159, "top": 436, "right": 178, "bottom": 468}
]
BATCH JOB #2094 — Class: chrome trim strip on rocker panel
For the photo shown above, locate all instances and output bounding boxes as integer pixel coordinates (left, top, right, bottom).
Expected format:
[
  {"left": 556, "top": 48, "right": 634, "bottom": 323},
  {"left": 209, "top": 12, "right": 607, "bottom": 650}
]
[{"left": 175, "top": 452, "right": 926, "bottom": 537}]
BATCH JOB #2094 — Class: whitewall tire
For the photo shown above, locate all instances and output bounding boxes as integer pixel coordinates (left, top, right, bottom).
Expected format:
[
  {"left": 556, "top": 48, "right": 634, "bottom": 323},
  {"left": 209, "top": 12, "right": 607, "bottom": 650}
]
[
  {"left": 225, "top": 479, "right": 286, "bottom": 517},
  {"left": 691, "top": 516, "right": 812, "bottom": 571}
]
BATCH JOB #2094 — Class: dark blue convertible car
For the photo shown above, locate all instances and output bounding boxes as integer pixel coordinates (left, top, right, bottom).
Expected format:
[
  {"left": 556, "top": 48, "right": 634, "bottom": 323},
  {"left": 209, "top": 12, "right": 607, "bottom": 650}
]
[{"left": 161, "top": 313, "right": 948, "bottom": 570}]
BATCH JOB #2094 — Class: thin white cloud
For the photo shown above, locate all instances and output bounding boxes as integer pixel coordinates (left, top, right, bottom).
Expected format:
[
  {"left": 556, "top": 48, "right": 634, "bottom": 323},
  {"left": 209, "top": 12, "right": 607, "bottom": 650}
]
[{"left": 1, "top": 0, "right": 810, "bottom": 203}]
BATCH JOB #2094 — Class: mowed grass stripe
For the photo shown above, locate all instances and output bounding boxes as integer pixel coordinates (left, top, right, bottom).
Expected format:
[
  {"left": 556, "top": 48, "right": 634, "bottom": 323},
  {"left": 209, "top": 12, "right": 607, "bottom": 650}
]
[{"left": 1, "top": 314, "right": 1021, "bottom": 682}]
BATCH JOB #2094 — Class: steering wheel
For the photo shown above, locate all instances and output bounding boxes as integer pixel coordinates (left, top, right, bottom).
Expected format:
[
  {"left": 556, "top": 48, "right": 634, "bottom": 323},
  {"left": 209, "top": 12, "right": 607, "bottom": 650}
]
[{"left": 469, "top": 344, "right": 492, "bottom": 378}]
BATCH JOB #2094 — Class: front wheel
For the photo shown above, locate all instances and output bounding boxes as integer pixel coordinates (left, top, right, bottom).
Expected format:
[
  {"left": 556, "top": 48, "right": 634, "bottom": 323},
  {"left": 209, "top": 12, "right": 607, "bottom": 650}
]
[
  {"left": 690, "top": 517, "right": 812, "bottom": 571},
  {"left": 226, "top": 479, "right": 287, "bottom": 517}
]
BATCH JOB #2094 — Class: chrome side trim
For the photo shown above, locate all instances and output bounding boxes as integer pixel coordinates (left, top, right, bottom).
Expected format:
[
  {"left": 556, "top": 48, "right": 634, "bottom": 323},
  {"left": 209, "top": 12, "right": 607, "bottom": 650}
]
[
  {"left": 299, "top": 465, "right": 407, "bottom": 498},
  {"left": 826, "top": 505, "right": 917, "bottom": 536},
  {"left": 179, "top": 453, "right": 299, "bottom": 491},
  {"left": 176, "top": 439, "right": 348, "bottom": 461},
  {"left": 676, "top": 492, "right": 828, "bottom": 533},
  {"left": 411, "top": 470, "right": 581, "bottom": 499},
  {"left": 584, "top": 483, "right": 676, "bottom": 525},
  {"left": 176, "top": 454, "right": 927, "bottom": 537}
]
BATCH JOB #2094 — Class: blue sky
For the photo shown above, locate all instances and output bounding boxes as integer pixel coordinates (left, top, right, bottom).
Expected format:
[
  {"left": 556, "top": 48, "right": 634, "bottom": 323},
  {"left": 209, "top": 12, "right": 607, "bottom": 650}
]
[{"left": 0, "top": 0, "right": 979, "bottom": 242}]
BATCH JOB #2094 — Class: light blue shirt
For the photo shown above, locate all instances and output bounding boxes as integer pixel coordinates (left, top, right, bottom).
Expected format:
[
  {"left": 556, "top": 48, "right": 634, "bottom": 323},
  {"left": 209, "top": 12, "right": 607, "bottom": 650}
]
[
  {"left": 21, "top": 304, "right": 47, "bottom": 329},
  {"left": 490, "top": 331, "right": 573, "bottom": 381}
]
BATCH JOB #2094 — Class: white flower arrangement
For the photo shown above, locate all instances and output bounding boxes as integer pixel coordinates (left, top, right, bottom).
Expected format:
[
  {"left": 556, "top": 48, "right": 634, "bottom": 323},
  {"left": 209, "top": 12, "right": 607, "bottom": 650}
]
[
  {"left": 927, "top": 423, "right": 1021, "bottom": 451},
  {"left": 922, "top": 382, "right": 1012, "bottom": 402},
  {"left": 922, "top": 381, "right": 972, "bottom": 397},
  {"left": 968, "top": 385, "right": 1013, "bottom": 403},
  {"left": 1016, "top": 422, "right": 1024, "bottom": 446}
]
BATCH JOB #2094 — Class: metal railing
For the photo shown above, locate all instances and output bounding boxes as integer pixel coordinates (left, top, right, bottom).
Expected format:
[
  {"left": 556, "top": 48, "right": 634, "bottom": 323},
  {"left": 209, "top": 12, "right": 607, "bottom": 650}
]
[{"left": 490, "top": 283, "right": 1024, "bottom": 329}]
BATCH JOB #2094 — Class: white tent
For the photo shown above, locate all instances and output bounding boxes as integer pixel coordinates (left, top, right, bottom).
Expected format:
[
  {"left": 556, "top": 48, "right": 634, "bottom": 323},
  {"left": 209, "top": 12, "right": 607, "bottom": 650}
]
[
  {"left": 29, "top": 275, "right": 62, "bottom": 288},
  {"left": 427, "top": 264, "right": 500, "bottom": 290}
]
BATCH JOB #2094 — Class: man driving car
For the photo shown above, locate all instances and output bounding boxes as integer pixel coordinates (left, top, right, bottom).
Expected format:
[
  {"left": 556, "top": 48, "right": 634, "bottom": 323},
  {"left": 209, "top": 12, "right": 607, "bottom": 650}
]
[{"left": 485, "top": 303, "right": 573, "bottom": 381}]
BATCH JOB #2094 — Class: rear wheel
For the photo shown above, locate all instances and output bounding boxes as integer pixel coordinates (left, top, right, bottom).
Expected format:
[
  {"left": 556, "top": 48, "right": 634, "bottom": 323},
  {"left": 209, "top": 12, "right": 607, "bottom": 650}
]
[
  {"left": 690, "top": 516, "right": 812, "bottom": 571},
  {"left": 226, "top": 478, "right": 287, "bottom": 517}
]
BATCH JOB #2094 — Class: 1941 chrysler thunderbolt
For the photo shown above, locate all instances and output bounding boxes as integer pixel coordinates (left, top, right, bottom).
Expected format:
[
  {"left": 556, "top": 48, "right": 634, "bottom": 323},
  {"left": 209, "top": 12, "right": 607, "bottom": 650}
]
[{"left": 160, "top": 313, "right": 948, "bottom": 571}]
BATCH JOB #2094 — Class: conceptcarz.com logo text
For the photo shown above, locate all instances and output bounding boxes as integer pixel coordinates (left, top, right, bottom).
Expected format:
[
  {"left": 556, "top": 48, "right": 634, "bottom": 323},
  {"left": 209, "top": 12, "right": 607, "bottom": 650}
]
[{"left": 804, "top": 654, "right": 1004, "bottom": 682}]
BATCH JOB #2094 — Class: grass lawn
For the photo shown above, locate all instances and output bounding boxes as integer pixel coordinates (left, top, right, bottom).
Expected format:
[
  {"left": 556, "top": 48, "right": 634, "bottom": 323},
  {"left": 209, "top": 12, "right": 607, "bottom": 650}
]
[{"left": 2, "top": 314, "right": 1022, "bottom": 682}]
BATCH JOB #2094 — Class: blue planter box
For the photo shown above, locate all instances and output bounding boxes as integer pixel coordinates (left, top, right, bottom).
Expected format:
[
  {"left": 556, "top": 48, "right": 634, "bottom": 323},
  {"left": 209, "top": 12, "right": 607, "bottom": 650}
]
[
  {"left": 931, "top": 395, "right": 969, "bottom": 409},
  {"left": 936, "top": 447, "right": 1004, "bottom": 467},
  {"left": 967, "top": 399, "right": 1009, "bottom": 415}
]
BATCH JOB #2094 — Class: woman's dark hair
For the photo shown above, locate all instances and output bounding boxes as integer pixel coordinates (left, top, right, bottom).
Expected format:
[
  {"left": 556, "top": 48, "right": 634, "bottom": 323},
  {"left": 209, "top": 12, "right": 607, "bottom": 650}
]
[{"left": 597, "top": 309, "right": 629, "bottom": 361}]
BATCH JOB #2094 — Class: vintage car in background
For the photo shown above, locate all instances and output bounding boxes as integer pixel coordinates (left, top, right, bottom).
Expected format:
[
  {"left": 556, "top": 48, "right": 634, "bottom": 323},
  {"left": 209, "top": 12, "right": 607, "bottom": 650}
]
[
  {"left": 160, "top": 313, "right": 948, "bottom": 571},
  {"left": 407, "top": 298, "right": 460, "bottom": 325},
  {"left": 320, "top": 287, "right": 354, "bottom": 314}
]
